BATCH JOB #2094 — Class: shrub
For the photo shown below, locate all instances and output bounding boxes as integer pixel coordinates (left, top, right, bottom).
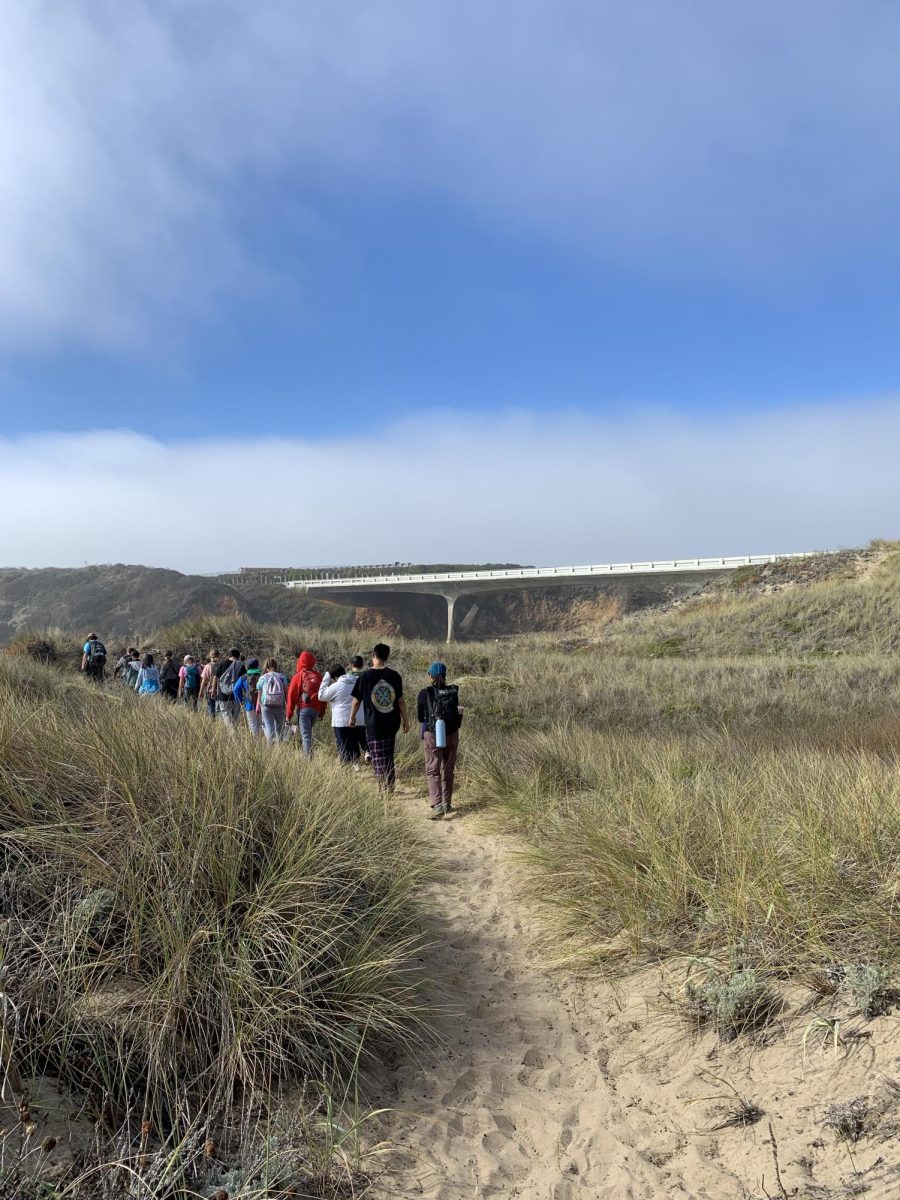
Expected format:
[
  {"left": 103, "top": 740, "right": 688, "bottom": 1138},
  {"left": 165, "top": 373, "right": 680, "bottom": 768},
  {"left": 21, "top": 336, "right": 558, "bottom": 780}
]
[
  {"left": 646, "top": 634, "right": 688, "bottom": 658},
  {"left": 4, "top": 627, "right": 80, "bottom": 670},
  {"left": 843, "top": 963, "right": 893, "bottom": 1018},
  {"left": 823, "top": 1096, "right": 870, "bottom": 1142},
  {"left": 684, "top": 961, "right": 780, "bottom": 1041}
]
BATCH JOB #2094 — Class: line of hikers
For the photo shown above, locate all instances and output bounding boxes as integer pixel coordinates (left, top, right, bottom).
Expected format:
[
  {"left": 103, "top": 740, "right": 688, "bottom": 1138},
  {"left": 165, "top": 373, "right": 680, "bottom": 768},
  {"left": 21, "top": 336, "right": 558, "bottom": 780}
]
[{"left": 81, "top": 634, "right": 462, "bottom": 818}]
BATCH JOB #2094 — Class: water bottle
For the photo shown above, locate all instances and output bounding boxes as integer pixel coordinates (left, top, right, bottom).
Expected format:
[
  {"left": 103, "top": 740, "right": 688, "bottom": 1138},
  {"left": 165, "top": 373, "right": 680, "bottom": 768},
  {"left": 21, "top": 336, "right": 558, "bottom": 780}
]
[{"left": 435, "top": 718, "right": 447, "bottom": 748}]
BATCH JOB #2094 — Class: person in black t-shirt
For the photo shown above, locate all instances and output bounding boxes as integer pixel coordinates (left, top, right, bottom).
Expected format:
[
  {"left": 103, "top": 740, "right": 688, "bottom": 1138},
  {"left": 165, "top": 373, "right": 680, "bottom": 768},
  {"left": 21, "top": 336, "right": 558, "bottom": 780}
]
[{"left": 349, "top": 643, "right": 409, "bottom": 791}]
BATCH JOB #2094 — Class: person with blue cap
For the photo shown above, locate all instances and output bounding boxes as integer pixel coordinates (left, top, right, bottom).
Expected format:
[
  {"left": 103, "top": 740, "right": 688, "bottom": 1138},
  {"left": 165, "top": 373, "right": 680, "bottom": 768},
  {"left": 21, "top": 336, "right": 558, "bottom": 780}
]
[{"left": 416, "top": 661, "right": 463, "bottom": 818}]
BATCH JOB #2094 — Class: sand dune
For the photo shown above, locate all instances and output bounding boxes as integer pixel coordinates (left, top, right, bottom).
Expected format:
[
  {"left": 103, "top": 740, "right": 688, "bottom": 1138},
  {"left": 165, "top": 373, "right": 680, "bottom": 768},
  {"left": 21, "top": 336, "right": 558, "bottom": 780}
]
[{"left": 368, "top": 790, "right": 900, "bottom": 1199}]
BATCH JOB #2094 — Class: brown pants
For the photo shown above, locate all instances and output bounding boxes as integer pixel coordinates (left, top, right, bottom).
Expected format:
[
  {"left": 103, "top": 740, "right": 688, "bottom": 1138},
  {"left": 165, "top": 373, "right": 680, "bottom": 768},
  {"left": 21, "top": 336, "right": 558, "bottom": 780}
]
[{"left": 424, "top": 729, "right": 459, "bottom": 806}]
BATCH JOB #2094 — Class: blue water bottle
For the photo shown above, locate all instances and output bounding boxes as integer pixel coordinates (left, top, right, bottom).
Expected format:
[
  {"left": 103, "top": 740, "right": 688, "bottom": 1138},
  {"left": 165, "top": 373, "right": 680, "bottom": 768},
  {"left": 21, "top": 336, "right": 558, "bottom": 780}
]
[{"left": 435, "top": 717, "right": 447, "bottom": 748}]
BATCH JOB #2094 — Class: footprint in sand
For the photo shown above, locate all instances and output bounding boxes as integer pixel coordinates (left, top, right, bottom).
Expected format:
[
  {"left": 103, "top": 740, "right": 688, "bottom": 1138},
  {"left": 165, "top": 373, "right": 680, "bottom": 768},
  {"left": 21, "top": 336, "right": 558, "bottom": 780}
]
[{"left": 369, "top": 792, "right": 748, "bottom": 1200}]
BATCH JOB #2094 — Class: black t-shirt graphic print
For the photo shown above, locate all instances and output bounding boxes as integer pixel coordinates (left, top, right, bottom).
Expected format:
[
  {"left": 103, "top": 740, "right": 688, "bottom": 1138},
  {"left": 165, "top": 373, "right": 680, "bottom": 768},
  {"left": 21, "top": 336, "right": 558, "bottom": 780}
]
[{"left": 351, "top": 667, "right": 403, "bottom": 737}]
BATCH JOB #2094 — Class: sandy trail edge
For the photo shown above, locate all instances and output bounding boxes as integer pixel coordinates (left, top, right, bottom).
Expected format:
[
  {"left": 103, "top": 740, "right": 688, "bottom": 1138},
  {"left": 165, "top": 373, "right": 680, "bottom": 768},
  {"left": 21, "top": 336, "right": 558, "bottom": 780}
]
[{"left": 365, "top": 791, "right": 900, "bottom": 1200}]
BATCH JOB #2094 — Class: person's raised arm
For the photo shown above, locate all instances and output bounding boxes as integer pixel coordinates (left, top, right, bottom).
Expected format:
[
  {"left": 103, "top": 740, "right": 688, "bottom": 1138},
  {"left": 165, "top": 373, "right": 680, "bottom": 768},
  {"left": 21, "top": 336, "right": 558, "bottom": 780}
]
[{"left": 319, "top": 676, "right": 343, "bottom": 703}]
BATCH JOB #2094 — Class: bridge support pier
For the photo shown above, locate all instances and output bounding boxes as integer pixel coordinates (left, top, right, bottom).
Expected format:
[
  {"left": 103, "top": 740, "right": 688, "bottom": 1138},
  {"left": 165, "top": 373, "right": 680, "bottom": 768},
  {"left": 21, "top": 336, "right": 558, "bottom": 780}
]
[
  {"left": 443, "top": 592, "right": 477, "bottom": 641},
  {"left": 446, "top": 594, "right": 456, "bottom": 643}
]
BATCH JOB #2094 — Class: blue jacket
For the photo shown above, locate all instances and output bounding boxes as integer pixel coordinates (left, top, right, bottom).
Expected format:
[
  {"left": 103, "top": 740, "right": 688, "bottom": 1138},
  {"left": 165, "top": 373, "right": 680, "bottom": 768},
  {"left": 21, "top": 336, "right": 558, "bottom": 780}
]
[{"left": 232, "top": 671, "right": 261, "bottom": 712}]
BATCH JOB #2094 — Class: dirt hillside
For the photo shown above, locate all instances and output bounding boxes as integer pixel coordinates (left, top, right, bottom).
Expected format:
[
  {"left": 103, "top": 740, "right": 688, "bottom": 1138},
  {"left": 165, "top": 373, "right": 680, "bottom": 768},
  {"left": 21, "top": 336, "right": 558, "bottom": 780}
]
[{"left": 0, "top": 564, "right": 343, "bottom": 645}]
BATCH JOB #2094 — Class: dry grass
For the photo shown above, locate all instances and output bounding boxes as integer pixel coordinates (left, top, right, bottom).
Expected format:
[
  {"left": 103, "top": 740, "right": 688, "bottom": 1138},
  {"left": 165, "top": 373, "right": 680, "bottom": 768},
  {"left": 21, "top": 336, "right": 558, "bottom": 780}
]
[
  {"left": 5, "top": 545, "right": 900, "bottom": 1193},
  {"left": 0, "top": 656, "right": 429, "bottom": 1195},
  {"left": 591, "top": 548, "right": 900, "bottom": 659},
  {"left": 456, "top": 549, "right": 900, "bottom": 990},
  {"left": 98, "top": 546, "right": 900, "bottom": 993}
]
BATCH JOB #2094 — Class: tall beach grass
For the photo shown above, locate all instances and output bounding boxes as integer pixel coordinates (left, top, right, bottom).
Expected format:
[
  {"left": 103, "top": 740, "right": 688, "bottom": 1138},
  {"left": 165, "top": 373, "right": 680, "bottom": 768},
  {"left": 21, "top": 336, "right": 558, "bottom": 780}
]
[{"left": 0, "top": 656, "right": 429, "bottom": 1193}]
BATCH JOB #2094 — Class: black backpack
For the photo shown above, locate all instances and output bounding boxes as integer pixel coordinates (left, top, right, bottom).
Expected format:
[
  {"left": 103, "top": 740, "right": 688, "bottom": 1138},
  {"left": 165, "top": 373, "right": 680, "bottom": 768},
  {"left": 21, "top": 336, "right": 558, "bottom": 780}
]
[
  {"left": 427, "top": 684, "right": 461, "bottom": 734},
  {"left": 87, "top": 639, "right": 107, "bottom": 666}
]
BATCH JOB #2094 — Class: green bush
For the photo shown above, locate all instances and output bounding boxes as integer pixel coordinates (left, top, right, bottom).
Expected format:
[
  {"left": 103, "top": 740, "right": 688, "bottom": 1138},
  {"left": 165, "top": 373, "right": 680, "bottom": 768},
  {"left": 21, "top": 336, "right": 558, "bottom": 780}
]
[
  {"left": 842, "top": 963, "right": 893, "bottom": 1018},
  {"left": 684, "top": 961, "right": 780, "bottom": 1041}
]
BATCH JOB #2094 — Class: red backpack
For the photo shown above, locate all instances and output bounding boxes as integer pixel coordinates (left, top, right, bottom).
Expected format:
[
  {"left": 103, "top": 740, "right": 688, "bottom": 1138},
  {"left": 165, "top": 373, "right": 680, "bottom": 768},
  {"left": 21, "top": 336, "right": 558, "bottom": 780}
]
[{"left": 299, "top": 667, "right": 326, "bottom": 716}]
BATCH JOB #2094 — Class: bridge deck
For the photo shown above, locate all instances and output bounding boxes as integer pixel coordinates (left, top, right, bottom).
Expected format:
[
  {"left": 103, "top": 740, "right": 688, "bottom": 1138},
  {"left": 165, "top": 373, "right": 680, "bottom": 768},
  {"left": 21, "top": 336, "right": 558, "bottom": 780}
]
[
  {"left": 285, "top": 552, "right": 816, "bottom": 591},
  {"left": 284, "top": 552, "right": 822, "bottom": 640}
]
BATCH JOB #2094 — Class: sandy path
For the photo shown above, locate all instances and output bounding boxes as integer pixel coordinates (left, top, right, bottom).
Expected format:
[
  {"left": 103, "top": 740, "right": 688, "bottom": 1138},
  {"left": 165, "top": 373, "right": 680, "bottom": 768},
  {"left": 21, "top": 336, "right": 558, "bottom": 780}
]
[
  {"left": 368, "top": 792, "right": 699, "bottom": 1200},
  {"left": 366, "top": 789, "right": 900, "bottom": 1200}
]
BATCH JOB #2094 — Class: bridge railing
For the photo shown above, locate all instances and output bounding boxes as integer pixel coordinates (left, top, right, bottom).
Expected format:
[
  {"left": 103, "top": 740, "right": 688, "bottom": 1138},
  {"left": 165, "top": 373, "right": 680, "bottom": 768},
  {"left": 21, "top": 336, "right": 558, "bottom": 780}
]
[{"left": 285, "top": 552, "right": 819, "bottom": 590}]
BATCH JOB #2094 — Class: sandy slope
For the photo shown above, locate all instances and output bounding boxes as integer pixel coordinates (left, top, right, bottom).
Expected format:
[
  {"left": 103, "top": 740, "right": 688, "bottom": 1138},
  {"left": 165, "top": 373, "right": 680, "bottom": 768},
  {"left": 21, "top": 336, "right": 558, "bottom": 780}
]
[{"left": 368, "top": 789, "right": 900, "bottom": 1199}]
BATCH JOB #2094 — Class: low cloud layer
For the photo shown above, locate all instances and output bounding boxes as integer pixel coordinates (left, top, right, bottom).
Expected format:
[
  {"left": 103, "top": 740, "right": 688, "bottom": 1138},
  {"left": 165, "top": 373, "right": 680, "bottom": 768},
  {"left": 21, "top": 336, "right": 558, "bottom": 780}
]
[{"left": 2, "top": 402, "right": 895, "bottom": 571}]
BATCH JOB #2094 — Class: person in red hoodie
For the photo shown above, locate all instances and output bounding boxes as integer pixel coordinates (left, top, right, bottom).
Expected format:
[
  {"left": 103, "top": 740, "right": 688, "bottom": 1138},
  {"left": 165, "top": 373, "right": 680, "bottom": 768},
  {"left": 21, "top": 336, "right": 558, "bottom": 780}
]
[{"left": 287, "top": 650, "right": 326, "bottom": 757}]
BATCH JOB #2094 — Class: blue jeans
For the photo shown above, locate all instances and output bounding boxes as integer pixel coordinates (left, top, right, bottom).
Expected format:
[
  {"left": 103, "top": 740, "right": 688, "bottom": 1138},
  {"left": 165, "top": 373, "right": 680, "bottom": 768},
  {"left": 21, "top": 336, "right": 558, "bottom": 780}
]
[
  {"left": 298, "top": 708, "right": 318, "bottom": 756},
  {"left": 261, "top": 706, "right": 286, "bottom": 744}
]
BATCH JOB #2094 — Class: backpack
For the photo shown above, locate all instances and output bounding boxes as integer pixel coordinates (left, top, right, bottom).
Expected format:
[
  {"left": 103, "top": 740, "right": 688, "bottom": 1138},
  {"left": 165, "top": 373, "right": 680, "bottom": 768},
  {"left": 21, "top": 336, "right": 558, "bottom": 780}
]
[
  {"left": 427, "top": 684, "right": 461, "bottom": 734},
  {"left": 299, "top": 668, "right": 326, "bottom": 715},
  {"left": 245, "top": 673, "right": 260, "bottom": 707},
  {"left": 88, "top": 639, "right": 107, "bottom": 665},
  {"left": 261, "top": 673, "right": 285, "bottom": 708},
  {"left": 184, "top": 664, "right": 201, "bottom": 690},
  {"left": 139, "top": 667, "right": 160, "bottom": 695},
  {"left": 216, "top": 660, "right": 241, "bottom": 698},
  {"left": 160, "top": 660, "right": 179, "bottom": 684}
]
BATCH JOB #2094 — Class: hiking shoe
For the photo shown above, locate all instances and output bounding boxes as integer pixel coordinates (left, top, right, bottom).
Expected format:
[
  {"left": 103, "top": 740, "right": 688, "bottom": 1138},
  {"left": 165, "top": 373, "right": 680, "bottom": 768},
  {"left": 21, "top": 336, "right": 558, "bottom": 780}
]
[
  {"left": 428, "top": 803, "right": 446, "bottom": 819},
  {"left": 443, "top": 802, "right": 453, "bottom": 814}
]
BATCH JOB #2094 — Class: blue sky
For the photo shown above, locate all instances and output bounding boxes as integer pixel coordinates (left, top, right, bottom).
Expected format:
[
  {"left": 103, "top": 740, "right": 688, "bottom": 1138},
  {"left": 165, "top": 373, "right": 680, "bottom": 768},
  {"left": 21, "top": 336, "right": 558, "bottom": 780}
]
[{"left": 2, "top": 1, "right": 899, "bottom": 567}]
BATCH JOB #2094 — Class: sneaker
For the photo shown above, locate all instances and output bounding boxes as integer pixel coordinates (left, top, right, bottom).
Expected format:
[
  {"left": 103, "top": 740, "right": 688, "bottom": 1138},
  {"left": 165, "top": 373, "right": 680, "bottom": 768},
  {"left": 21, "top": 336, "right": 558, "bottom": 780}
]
[
  {"left": 428, "top": 803, "right": 446, "bottom": 820},
  {"left": 443, "top": 801, "right": 453, "bottom": 814}
]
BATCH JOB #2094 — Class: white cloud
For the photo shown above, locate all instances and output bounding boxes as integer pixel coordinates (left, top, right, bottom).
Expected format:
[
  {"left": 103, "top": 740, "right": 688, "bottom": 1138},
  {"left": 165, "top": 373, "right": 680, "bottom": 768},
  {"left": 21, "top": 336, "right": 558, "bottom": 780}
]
[
  {"left": 2, "top": 1, "right": 900, "bottom": 350},
  {"left": 2, "top": 401, "right": 896, "bottom": 571}
]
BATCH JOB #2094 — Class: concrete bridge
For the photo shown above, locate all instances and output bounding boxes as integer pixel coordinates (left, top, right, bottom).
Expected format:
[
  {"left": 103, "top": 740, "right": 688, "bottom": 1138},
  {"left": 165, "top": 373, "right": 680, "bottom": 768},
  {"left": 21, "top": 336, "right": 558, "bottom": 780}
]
[{"left": 285, "top": 552, "right": 815, "bottom": 641}]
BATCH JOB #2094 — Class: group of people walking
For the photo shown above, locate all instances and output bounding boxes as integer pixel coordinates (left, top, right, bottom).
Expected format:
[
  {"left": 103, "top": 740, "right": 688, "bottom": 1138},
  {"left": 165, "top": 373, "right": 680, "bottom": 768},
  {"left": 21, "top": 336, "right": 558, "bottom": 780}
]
[{"left": 81, "top": 634, "right": 462, "bottom": 817}]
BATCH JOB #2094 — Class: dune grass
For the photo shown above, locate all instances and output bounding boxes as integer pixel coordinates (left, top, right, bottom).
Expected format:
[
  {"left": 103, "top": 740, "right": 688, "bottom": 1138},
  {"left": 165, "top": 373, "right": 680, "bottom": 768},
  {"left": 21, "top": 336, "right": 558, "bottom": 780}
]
[
  {"left": 458, "top": 551, "right": 900, "bottom": 997},
  {"left": 469, "top": 727, "right": 900, "bottom": 975},
  {"left": 0, "top": 656, "right": 429, "bottom": 1195},
  {"left": 5, "top": 544, "right": 900, "bottom": 1189},
  {"left": 595, "top": 546, "right": 900, "bottom": 658}
]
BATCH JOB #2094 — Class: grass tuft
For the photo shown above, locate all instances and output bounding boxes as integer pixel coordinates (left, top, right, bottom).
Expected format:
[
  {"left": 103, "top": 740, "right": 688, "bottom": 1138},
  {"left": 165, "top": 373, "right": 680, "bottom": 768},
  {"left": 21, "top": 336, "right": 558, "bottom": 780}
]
[{"left": 0, "top": 655, "right": 428, "bottom": 1170}]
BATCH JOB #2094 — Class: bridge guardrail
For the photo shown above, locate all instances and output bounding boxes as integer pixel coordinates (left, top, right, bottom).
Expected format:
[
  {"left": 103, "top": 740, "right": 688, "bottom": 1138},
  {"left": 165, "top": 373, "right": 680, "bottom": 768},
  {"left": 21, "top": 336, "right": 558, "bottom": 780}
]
[{"left": 284, "top": 552, "right": 820, "bottom": 590}]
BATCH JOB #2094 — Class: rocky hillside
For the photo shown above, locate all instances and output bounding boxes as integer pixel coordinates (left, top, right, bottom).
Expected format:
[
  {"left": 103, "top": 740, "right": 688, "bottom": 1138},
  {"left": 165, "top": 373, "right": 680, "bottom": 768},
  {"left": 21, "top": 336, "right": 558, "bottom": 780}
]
[{"left": 0, "top": 564, "right": 346, "bottom": 646}]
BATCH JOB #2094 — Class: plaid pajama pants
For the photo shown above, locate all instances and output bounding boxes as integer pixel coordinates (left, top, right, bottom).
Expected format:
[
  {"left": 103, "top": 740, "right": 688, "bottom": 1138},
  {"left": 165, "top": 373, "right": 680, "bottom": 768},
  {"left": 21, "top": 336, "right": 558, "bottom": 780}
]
[{"left": 367, "top": 736, "right": 397, "bottom": 791}]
